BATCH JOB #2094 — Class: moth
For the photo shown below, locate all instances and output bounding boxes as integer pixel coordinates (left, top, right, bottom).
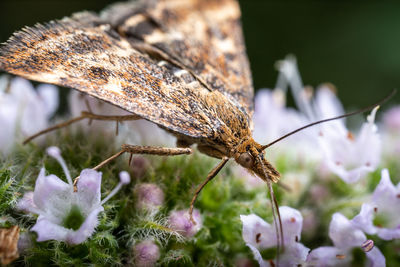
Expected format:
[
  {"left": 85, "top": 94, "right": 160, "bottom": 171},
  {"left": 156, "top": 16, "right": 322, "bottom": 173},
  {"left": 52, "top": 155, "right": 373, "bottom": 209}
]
[{"left": 0, "top": 0, "right": 388, "bottom": 253}]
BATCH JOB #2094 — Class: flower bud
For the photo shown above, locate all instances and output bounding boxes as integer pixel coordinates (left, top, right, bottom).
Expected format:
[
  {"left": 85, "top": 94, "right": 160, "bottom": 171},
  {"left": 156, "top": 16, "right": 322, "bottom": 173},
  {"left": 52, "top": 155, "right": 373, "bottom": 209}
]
[
  {"left": 168, "top": 209, "right": 202, "bottom": 238},
  {"left": 133, "top": 240, "right": 160, "bottom": 267},
  {"left": 134, "top": 184, "right": 164, "bottom": 211}
]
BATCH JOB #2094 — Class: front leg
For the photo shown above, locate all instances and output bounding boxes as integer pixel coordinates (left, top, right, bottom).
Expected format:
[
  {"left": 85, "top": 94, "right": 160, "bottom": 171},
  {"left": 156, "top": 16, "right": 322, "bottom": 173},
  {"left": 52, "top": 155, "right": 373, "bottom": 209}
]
[
  {"left": 189, "top": 157, "right": 229, "bottom": 224},
  {"left": 73, "top": 144, "right": 193, "bottom": 190}
]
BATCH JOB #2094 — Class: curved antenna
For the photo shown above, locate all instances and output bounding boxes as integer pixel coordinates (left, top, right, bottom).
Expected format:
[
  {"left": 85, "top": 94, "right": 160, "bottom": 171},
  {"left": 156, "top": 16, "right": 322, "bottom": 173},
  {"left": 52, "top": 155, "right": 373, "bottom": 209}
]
[{"left": 261, "top": 89, "right": 397, "bottom": 150}]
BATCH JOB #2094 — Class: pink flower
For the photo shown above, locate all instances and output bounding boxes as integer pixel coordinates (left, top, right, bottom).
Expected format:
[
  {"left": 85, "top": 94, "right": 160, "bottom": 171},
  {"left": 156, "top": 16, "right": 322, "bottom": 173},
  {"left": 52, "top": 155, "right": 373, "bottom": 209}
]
[{"left": 134, "top": 183, "right": 164, "bottom": 211}]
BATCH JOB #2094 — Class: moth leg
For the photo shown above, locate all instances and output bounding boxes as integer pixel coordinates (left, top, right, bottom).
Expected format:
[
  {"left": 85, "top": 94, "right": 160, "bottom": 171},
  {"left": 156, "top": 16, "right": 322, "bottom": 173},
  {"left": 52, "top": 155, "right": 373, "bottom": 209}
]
[
  {"left": 23, "top": 111, "right": 141, "bottom": 144},
  {"left": 189, "top": 157, "right": 229, "bottom": 224},
  {"left": 73, "top": 144, "right": 193, "bottom": 190}
]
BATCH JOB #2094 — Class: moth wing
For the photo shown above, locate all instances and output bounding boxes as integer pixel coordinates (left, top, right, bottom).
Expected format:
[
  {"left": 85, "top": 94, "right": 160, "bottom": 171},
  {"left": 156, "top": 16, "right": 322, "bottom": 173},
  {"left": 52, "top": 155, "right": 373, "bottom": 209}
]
[
  {"left": 0, "top": 12, "right": 235, "bottom": 139},
  {"left": 102, "top": 0, "right": 254, "bottom": 120}
]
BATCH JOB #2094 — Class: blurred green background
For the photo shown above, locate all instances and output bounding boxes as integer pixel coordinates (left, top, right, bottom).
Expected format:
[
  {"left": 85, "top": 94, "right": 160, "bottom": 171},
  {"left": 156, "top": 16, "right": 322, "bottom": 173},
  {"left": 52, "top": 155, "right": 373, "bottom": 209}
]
[{"left": 0, "top": 0, "right": 399, "bottom": 109}]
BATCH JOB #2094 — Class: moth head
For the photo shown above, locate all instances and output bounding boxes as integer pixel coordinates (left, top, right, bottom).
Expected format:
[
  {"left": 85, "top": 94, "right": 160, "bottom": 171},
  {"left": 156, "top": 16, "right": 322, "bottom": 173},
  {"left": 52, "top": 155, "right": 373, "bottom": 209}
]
[
  {"left": 234, "top": 139, "right": 280, "bottom": 183},
  {"left": 237, "top": 151, "right": 254, "bottom": 168}
]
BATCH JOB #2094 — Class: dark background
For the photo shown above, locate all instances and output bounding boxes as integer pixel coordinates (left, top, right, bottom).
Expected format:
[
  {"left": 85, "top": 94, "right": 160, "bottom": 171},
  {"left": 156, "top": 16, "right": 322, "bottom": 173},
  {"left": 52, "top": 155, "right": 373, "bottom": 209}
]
[{"left": 1, "top": 0, "right": 399, "bottom": 110}]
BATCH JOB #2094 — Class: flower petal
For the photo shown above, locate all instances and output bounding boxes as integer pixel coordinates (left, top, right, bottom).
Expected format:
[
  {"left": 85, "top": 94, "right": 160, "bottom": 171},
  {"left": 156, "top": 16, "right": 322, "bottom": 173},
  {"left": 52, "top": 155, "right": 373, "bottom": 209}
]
[
  {"left": 66, "top": 206, "right": 104, "bottom": 245},
  {"left": 10, "top": 78, "right": 49, "bottom": 137},
  {"left": 329, "top": 213, "right": 366, "bottom": 250},
  {"left": 372, "top": 169, "right": 397, "bottom": 207},
  {"left": 246, "top": 244, "right": 268, "bottom": 267},
  {"left": 280, "top": 206, "right": 303, "bottom": 244},
  {"left": 306, "top": 246, "right": 350, "bottom": 267},
  {"left": 37, "top": 84, "right": 59, "bottom": 117},
  {"left": 365, "top": 246, "right": 386, "bottom": 267},
  {"left": 33, "top": 168, "right": 72, "bottom": 222},
  {"left": 351, "top": 203, "right": 377, "bottom": 235},
  {"left": 31, "top": 215, "right": 71, "bottom": 242},
  {"left": 252, "top": 89, "right": 307, "bottom": 146},
  {"left": 76, "top": 169, "right": 102, "bottom": 215},
  {"left": 279, "top": 242, "right": 310, "bottom": 266},
  {"left": 16, "top": 191, "right": 41, "bottom": 214},
  {"left": 0, "top": 94, "right": 18, "bottom": 155},
  {"left": 376, "top": 226, "right": 400, "bottom": 241},
  {"left": 317, "top": 108, "right": 380, "bottom": 184},
  {"left": 313, "top": 86, "right": 345, "bottom": 121},
  {"left": 240, "top": 214, "right": 276, "bottom": 248}
]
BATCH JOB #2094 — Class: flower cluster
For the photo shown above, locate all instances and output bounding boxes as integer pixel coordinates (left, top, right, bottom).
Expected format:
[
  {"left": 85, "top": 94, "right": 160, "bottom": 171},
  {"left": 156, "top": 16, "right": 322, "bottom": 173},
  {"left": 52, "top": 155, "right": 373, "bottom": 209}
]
[
  {"left": 69, "top": 90, "right": 175, "bottom": 146},
  {"left": 0, "top": 76, "right": 58, "bottom": 155},
  {"left": 239, "top": 56, "right": 398, "bottom": 266},
  {"left": 1, "top": 56, "right": 399, "bottom": 266}
]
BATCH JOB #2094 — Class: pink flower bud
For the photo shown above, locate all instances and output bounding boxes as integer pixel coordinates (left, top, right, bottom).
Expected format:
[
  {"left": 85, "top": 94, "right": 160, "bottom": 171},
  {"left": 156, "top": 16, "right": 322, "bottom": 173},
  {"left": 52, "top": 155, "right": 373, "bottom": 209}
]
[
  {"left": 168, "top": 209, "right": 202, "bottom": 238},
  {"left": 134, "top": 184, "right": 164, "bottom": 211},
  {"left": 133, "top": 240, "right": 160, "bottom": 267}
]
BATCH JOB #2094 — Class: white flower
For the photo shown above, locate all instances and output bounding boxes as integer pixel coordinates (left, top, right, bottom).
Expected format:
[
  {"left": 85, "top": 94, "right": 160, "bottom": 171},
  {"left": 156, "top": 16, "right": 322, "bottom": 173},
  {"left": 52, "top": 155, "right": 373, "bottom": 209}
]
[
  {"left": 17, "top": 146, "right": 130, "bottom": 245},
  {"left": 0, "top": 76, "right": 58, "bottom": 155},
  {"left": 240, "top": 206, "right": 310, "bottom": 266},
  {"left": 317, "top": 105, "right": 381, "bottom": 183},
  {"left": 277, "top": 56, "right": 381, "bottom": 183},
  {"left": 307, "top": 213, "right": 385, "bottom": 267},
  {"left": 68, "top": 91, "right": 175, "bottom": 146},
  {"left": 381, "top": 105, "right": 400, "bottom": 156},
  {"left": 352, "top": 169, "right": 400, "bottom": 240},
  {"left": 252, "top": 89, "right": 307, "bottom": 146},
  {"left": 382, "top": 106, "right": 400, "bottom": 132},
  {"left": 68, "top": 90, "right": 130, "bottom": 132}
]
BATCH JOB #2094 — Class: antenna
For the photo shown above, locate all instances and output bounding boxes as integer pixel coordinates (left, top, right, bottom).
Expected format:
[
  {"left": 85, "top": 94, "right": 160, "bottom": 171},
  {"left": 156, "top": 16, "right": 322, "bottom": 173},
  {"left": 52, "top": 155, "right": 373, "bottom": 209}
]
[{"left": 261, "top": 89, "right": 396, "bottom": 150}]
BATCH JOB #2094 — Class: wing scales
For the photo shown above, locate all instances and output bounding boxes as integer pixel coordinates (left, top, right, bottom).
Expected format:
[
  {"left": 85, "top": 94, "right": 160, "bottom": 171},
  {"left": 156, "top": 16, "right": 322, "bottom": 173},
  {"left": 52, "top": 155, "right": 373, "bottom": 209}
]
[
  {"left": 0, "top": 0, "right": 253, "bottom": 140},
  {"left": 102, "top": 0, "right": 254, "bottom": 118},
  {"left": 0, "top": 13, "right": 228, "bottom": 139}
]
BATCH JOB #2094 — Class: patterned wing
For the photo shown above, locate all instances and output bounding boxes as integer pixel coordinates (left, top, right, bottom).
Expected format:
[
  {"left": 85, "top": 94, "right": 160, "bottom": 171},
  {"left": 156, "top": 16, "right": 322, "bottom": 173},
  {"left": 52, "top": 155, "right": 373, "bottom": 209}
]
[
  {"left": 0, "top": 12, "right": 249, "bottom": 139},
  {"left": 102, "top": 0, "right": 254, "bottom": 118}
]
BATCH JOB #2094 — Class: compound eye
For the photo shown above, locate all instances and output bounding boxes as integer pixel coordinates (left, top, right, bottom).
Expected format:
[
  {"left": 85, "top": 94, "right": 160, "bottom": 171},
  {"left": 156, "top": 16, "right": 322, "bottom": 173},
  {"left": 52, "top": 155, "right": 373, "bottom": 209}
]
[{"left": 238, "top": 152, "right": 254, "bottom": 168}]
